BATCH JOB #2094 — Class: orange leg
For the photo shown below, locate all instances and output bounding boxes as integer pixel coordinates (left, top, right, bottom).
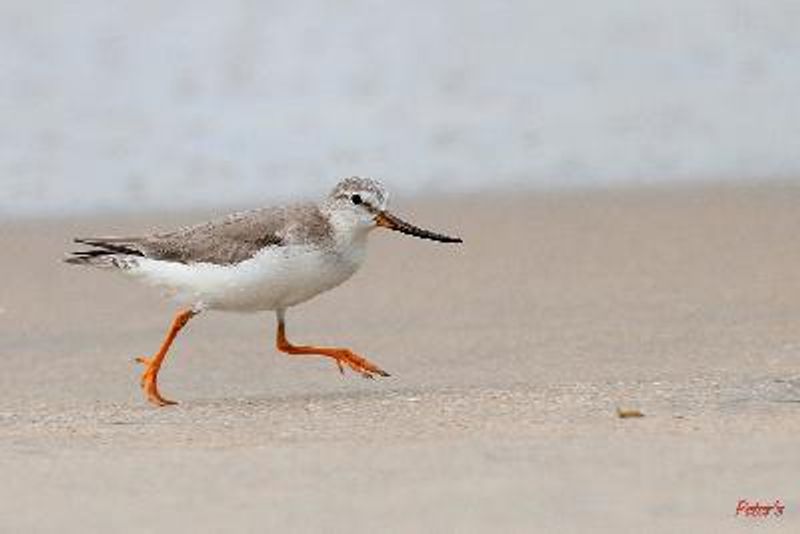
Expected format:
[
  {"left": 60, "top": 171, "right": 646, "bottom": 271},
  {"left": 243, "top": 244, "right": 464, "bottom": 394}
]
[
  {"left": 135, "top": 309, "right": 196, "bottom": 406},
  {"left": 275, "top": 315, "right": 390, "bottom": 379}
]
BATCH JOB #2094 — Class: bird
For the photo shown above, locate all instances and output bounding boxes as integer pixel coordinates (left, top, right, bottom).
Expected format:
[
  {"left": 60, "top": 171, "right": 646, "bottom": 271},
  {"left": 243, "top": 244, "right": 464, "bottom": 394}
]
[{"left": 65, "top": 177, "right": 462, "bottom": 406}]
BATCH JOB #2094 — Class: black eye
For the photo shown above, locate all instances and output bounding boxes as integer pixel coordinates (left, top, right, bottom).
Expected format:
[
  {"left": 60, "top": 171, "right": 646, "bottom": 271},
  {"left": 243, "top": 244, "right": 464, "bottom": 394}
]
[{"left": 351, "top": 194, "right": 363, "bottom": 205}]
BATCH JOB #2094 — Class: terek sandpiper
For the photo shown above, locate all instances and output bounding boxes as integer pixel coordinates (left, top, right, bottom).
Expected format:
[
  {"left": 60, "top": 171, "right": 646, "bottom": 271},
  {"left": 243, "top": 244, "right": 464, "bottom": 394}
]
[{"left": 66, "top": 177, "right": 462, "bottom": 406}]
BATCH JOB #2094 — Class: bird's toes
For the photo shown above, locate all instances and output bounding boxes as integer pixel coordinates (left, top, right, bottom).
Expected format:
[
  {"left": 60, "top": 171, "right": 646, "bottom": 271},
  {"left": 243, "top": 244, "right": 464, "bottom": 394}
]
[
  {"left": 147, "top": 392, "right": 178, "bottom": 407},
  {"left": 359, "top": 365, "right": 390, "bottom": 379}
]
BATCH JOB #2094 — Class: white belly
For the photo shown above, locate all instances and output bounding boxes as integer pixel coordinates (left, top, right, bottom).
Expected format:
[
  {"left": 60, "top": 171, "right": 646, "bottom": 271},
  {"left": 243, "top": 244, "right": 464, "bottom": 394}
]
[{"left": 128, "top": 244, "right": 364, "bottom": 312}]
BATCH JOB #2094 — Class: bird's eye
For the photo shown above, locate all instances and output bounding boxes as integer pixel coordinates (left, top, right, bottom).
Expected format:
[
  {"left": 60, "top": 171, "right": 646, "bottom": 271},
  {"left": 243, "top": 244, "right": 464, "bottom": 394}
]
[{"left": 351, "top": 194, "right": 363, "bottom": 205}]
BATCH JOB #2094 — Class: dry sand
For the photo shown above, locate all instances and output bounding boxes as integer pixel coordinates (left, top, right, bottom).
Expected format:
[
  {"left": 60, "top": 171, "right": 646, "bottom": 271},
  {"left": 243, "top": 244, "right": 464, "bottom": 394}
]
[{"left": 1, "top": 185, "right": 799, "bottom": 532}]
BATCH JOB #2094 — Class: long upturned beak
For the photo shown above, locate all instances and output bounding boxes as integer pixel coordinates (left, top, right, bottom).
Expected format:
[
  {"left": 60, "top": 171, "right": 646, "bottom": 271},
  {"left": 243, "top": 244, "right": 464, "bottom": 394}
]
[{"left": 374, "top": 211, "right": 463, "bottom": 243}]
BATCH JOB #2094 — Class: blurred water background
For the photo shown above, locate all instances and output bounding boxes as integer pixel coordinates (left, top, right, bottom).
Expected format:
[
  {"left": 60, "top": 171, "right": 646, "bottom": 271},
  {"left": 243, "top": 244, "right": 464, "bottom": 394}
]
[{"left": 1, "top": 0, "right": 799, "bottom": 218}]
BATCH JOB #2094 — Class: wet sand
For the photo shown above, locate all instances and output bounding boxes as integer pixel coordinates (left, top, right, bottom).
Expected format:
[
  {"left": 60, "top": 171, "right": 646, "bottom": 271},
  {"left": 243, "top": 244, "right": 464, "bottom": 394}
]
[{"left": 1, "top": 185, "right": 799, "bottom": 532}]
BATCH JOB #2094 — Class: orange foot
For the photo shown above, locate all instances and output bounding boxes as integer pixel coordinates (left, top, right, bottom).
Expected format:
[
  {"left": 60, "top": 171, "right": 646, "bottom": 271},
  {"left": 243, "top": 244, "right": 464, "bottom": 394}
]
[
  {"left": 275, "top": 319, "right": 391, "bottom": 380},
  {"left": 327, "top": 349, "right": 391, "bottom": 379},
  {"left": 135, "top": 356, "right": 178, "bottom": 407}
]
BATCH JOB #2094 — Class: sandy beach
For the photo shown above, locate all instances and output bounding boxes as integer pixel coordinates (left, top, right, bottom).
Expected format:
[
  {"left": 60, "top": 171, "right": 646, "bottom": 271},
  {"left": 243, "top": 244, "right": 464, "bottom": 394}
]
[{"left": 1, "top": 185, "right": 799, "bottom": 532}]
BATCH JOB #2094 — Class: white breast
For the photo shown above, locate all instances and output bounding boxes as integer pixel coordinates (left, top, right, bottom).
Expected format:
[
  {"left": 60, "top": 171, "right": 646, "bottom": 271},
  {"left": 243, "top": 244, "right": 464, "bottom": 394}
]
[{"left": 128, "top": 242, "right": 366, "bottom": 312}]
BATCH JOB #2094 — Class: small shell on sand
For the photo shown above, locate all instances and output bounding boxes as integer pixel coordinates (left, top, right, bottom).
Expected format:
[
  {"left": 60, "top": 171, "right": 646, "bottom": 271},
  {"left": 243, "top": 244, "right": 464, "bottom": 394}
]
[{"left": 616, "top": 408, "right": 645, "bottom": 419}]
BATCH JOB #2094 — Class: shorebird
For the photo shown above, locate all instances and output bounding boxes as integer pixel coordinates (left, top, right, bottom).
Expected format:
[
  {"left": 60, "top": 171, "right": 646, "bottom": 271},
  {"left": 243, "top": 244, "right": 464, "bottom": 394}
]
[{"left": 66, "top": 177, "right": 462, "bottom": 406}]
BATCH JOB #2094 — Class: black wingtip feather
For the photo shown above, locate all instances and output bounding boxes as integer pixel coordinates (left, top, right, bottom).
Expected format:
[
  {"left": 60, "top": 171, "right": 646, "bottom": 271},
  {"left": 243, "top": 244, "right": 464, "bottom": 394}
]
[{"left": 71, "top": 237, "right": 145, "bottom": 257}]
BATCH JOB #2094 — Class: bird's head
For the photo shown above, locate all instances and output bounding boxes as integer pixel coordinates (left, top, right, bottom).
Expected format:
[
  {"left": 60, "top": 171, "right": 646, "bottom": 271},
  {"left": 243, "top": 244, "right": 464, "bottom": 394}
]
[{"left": 324, "top": 177, "right": 463, "bottom": 244}]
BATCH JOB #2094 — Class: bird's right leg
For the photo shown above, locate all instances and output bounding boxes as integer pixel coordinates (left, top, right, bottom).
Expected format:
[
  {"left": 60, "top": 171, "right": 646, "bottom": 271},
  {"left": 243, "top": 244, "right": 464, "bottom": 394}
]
[
  {"left": 274, "top": 310, "right": 390, "bottom": 379},
  {"left": 135, "top": 308, "right": 197, "bottom": 406}
]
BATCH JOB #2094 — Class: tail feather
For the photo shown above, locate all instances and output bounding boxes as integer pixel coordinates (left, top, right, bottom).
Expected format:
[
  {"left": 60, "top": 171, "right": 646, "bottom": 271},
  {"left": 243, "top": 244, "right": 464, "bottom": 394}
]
[
  {"left": 65, "top": 237, "right": 145, "bottom": 269},
  {"left": 73, "top": 237, "right": 145, "bottom": 255}
]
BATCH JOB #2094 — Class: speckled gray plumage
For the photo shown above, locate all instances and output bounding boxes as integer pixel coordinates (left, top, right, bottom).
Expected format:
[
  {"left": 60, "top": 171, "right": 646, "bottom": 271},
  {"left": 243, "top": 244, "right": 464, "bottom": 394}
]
[
  {"left": 72, "top": 203, "right": 334, "bottom": 266},
  {"left": 328, "top": 177, "right": 387, "bottom": 208}
]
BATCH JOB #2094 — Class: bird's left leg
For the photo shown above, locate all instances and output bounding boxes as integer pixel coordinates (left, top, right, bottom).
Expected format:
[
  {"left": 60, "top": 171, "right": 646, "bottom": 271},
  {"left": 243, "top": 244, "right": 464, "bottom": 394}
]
[
  {"left": 274, "top": 310, "right": 390, "bottom": 379},
  {"left": 135, "top": 308, "right": 198, "bottom": 406}
]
